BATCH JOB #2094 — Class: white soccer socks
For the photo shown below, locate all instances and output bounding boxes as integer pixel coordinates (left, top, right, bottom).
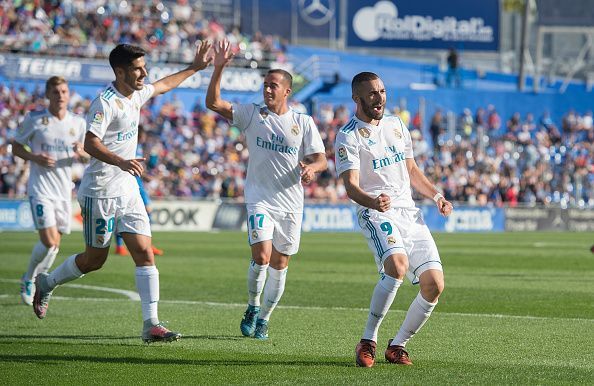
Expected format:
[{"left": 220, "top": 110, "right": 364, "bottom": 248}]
[
  {"left": 135, "top": 265, "right": 160, "bottom": 326},
  {"left": 391, "top": 292, "right": 437, "bottom": 347},
  {"left": 362, "top": 274, "right": 402, "bottom": 342},
  {"left": 259, "top": 266, "right": 288, "bottom": 321},
  {"left": 45, "top": 254, "right": 84, "bottom": 290},
  {"left": 25, "top": 241, "right": 57, "bottom": 280},
  {"left": 247, "top": 261, "right": 268, "bottom": 307}
]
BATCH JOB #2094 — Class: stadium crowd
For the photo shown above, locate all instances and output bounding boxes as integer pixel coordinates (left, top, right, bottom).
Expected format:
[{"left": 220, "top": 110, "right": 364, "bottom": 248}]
[
  {"left": 0, "top": 0, "right": 287, "bottom": 68},
  {"left": 1, "top": 83, "right": 592, "bottom": 207}
]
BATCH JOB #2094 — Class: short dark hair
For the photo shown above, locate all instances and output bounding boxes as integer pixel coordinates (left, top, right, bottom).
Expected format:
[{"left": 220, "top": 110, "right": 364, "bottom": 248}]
[
  {"left": 351, "top": 72, "right": 379, "bottom": 94},
  {"left": 109, "top": 44, "right": 147, "bottom": 70},
  {"left": 45, "top": 76, "right": 67, "bottom": 94},
  {"left": 267, "top": 69, "right": 293, "bottom": 88}
]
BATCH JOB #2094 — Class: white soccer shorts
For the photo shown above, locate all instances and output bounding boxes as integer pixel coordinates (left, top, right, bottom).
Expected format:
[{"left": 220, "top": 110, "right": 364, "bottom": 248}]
[
  {"left": 79, "top": 191, "right": 151, "bottom": 248},
  {"left": 246, "top": 204, "right": 303, "bottom": 256},
  {"left": 29, "top": 197, "right": 71, "bottom": 234},
  {"left": 358, "top": 207, "right": 442, "bottom": 284}
]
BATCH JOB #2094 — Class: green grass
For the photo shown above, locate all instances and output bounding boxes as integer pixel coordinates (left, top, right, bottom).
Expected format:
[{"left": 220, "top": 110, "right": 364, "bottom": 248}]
[{"left": 0, "top": 231, "right": 593, "bottom": 384}]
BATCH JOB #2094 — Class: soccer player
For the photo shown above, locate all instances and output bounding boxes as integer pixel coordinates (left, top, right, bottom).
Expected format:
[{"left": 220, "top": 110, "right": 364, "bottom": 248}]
[
  {"left": 32, "top": 41, "right": 213, "bottom": 343},
  {"left": 335, "top": 72, "right": 453, "bottom": 367},
  {"left": 206, "top": 40, "right": 327, "bottom": 340},
  {"left": 13, "top": 76, "right": 86, "bottom": 306}
]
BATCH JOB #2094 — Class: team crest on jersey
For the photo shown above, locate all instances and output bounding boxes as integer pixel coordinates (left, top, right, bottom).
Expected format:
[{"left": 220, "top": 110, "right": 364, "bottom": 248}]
[
  {"left": 115, "top": 99, "right": 124, "bottom": 110},
  {"left": 252, "top": 230, "right": 259, "bottom": 240},
  {"left": 92, "top": 111, "right": 104, "bottom": 124},
  {"left": 337, "top": 146, "right": 347, "bottom": 161},
  {"left": 387, "top": 236, "right": 397, "bottom": 245},
  {"left": 41, "top": 116, "right": 49, "bottom": 125},
  {"left": 259, "top": 107, "right": 268, "bottom": 119},
  {"left": 394, "top": 126, "right": 402, "bottom": 139},
  {"left": 69, "top": 127, "right": 76, "bottom": 136},
  {"left": 291, "top": 124, "right": 300, "bottom": 136},
  {"left": 358, "top": 127, "right": 371, "bottom": 138}
]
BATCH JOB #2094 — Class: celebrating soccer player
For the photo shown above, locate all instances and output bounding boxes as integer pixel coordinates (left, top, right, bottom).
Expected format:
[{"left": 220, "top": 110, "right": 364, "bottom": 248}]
[
  {"left": 206, "top": 40, "right": 327, "bottom": 340},
  {"left": 32, "top": 40, "right": 213, "bottom": 343},
  {"left": 13, "top": 76, "right": 86, "bottom": 306},
  {"left": 335, "top": 72, "right": 453, "bottom": 367}
]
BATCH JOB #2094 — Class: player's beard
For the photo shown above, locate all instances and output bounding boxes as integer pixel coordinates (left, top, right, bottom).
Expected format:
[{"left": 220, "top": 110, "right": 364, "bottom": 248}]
[{"left": 360, "top": 98, "right": 384, "bottom": 120}]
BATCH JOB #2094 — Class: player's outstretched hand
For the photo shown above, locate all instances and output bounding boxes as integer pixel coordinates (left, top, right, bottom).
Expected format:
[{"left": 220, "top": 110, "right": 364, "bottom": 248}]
[
  {"left": 191, "top": 40, "right": 213, "bottom": 71},
  {"left": 299, "top": 161, "right": 315, "bottom": 184},
  {"left": 374, "top": 193, "right": 391, "bottom": 212},
  {"left": 118, "top": 158, "right": 145, "bottom": 176},
  {"left": 437, "top": 197, "right": 453, "bottom": 216},
  {"left": 213, "top": 39, "right": 234, "bottom": 68},
  {"left": 34, "top": 153, "right": 56, "bottom": 167}
]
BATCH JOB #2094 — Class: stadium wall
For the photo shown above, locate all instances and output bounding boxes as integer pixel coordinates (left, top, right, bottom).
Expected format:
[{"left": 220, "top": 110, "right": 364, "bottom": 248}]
[{"left": 1, "top": 199, "right": 592, "bottom": 233}]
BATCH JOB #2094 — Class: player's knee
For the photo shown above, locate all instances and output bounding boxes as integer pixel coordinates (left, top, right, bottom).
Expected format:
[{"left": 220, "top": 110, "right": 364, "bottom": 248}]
[
  {"left": 421, "top": 278, "right": 444, "bottom": 300},
  {"left": 41, "top": 240, "right": 58, "bottom": 249},
  {"left": 252, "top": 251, "right": 270, "bottom": 265},
  {"left": 383, "top": 254, "right": 408, "bottom": 279}
]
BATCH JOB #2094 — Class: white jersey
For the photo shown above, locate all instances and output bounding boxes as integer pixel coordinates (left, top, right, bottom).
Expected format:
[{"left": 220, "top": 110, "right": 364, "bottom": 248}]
[
  {"left": 78, "top": 83, "right": 154, "bottom": 198},
  {"left": 14, "top": 109, "right": 85, "bottom": 201},
  {"left": 335, "top": 115, "right": 416, "bottom": 211},
  {"left": 232, "top": 103, "right": 325, "bottom": 213}
]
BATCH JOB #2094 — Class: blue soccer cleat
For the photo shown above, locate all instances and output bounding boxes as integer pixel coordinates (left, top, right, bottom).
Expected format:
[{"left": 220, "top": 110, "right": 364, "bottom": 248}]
[
  {"left": 253, "top": 318, "right": 269, "bottom": 340},
  {"left": 20, "top": 274, "right": 34, "bottom": 306},
  {"left": 240, "top": 305, "right": 260, "bottom": 337}
]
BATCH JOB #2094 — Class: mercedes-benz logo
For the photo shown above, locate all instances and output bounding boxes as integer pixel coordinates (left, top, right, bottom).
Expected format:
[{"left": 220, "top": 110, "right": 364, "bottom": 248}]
[{"left": 299, "top": 0, "right": 335, "bottom": 26}]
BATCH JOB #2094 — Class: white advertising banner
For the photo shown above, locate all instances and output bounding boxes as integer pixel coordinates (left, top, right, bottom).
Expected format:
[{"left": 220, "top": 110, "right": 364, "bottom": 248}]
[{"left": 70, "top": 200, "right": 218, "bottom": 232}]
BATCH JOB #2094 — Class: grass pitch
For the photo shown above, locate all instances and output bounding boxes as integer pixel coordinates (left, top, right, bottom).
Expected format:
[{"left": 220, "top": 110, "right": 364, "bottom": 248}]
[{"left": 0, "top": 231, "right": 593, "bottom": 384}]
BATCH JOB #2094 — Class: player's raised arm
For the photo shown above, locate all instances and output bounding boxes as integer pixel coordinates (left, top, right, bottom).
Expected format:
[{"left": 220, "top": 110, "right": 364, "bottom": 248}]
[
  {"left": 205, "top": 40, "right": 235, "bottom": 120},
  {"left": 406, "top": 158, "right": 453, "bottom": 216},
  {"left": 152, "top": 40, "right": 213, "bottom": 97}
]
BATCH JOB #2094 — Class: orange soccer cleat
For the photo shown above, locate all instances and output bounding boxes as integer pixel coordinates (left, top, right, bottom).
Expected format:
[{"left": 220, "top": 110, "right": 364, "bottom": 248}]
[
  {"left": 355, "top": 339, "right": 376, "bottom": 367},
  {"left": 115, "top": 245, "right": 129, "bottom": 256},
  {"left": 384, "top": 339, "right": 413, "bottom": 365}
]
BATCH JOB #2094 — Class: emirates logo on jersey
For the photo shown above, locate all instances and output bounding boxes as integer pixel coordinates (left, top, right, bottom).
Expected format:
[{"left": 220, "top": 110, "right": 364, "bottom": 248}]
[
  {"left": 358, "top": 127, "right": 371, "bottom": 138},
  {"left": 291, "top": 124, "right": 300, "bottom": 136}
]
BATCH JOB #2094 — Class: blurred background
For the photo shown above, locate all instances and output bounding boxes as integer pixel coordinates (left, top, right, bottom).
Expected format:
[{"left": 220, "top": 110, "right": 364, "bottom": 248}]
[{"left": 0, "top": 0, "right": 592, "bottom": 234}]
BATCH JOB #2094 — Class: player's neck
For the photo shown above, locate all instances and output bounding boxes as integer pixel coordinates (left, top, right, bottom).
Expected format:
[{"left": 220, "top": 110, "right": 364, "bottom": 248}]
[
  {"left": 48, "top": 105, "right": 67, "bottom": 120},
  {"left": 113, "top": 80, "right": 134, "bottom": 99},
  {"left": 355, "top": 111, "right": 380, "bottom": 126},
  {"left": 265, "top": 102, "right": 289, "bottom": 116}
]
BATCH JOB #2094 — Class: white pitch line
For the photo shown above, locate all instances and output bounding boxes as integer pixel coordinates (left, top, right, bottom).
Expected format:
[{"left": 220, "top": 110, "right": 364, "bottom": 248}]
[
  {"left": 0, "top": 278, "right": 139, "bottom": 301},
  {"left": 1, "top": 293, "right": 593, "bottom": 324}
]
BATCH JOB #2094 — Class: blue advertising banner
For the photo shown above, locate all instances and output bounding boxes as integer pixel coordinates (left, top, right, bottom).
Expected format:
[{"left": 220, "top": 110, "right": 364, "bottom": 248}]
[
  {"left": 421, "top": 205, "right": 505, "bottom": 232},
  {"left": 302, "top": 203, "right": 358, "bottom": 232},
  {"left": 347, "top": 0, "right": 499, "bottom": 51},
  {"left": 303, "top": 203, "right": 504, "bottom": 233},
  {"left": 0, "top": 54, "right": 262, "bottom": 92},
  {"left": 0, "top": 200, "right": 34, "bottom": 231}
]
